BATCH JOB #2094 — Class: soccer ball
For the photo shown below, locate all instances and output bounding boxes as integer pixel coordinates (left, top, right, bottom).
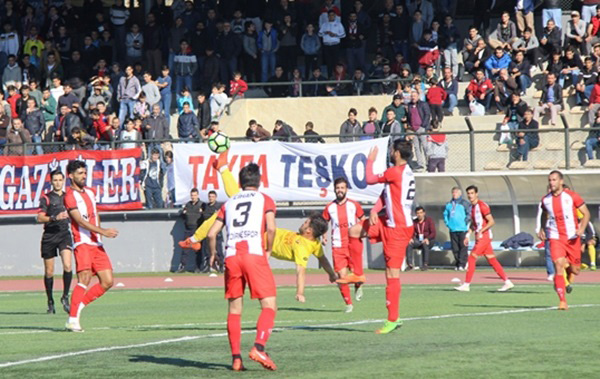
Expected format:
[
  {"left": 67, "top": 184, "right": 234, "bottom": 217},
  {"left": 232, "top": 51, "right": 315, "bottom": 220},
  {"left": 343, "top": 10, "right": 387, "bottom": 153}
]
[{"left": 207, "top": 132, "right": 230, "bottom": 153}]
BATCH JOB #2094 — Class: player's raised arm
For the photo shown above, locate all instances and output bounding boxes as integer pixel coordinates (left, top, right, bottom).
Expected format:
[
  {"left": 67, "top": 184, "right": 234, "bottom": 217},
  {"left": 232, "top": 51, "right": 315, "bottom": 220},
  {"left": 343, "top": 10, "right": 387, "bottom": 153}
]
[
  {"left": 207, "top": 217, "right": 225, "bottom": 268},
  {"left": 265, "top": 211, "right": 276, "bottom": 259},
  {"left": 67, "top": 208, "right": 118, "bottom": 238},
  {"left": 317, "top": 255, "right": 338, "bottom": 283},
  {"left": 365, "top": 146, "right": 383, "bottom": 184},
  {"left": 577, "top": 203, "right": 591, "bottom": 237}
]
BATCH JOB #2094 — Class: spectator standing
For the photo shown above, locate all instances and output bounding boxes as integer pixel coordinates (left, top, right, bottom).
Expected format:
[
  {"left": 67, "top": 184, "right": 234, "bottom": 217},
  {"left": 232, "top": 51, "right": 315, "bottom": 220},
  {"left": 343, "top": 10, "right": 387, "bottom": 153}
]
[
  {"left": 143, "top": 104, "right": 169, "bottom": 155},
  {"left": 406, "top": 90, "right": 431, "bottom": 171},
  {"left": 199, "top": 190, "right": 223, "bottom": 273},
  {"left": 177, "top": 102, "right": 199, "bottom": 141},
  {"left": 168, "top": 17, "right": 188, "bottom": 69},
  {"left": 304, "top": 121, "right": 325, "bottom": 143},
  {"left": 144, "top": 13, "right": 163, "bottom": 78},
  {"left": 406, "top": 206, "right": 436, "bottom": 271},
  {"left": 380, "top": 108, "right": 404, "bottom": 139},
  {"left": 586, "top": 109, "right": 600, "bottom": 160},
  {"left": 242, "top": 21, "right": 260, "bottom": 82},
  {"left": 20, "top": 98, "right": 44, "bottom": 155},
  {"left": 586, "top": 7, "right": 600, "bottom": 51},
  {"left": 515, "top": 0, "right": 535, "bottom": 36},
  {"left": 512, "top": 108, "right": 539, "bottom": 162},
  {"left": 246, "top": 119, "right": 271, "bottom": 142},
  {"left": 319, "top": 10, "right": 345, "bottom": 77},
  {"left": 110, "top": 0, "right": 130, "bottom": 62},
  {"left": 209, "top": 83, "right": 228, "bottom": 120},
  {"left": 156, "top": 66, "right": 172, "bottom": 122},
  {"left": 2, "top": 55, "right": 21, "bottom": 92},
  {"left": 361, "top": 107, "right": 381, "bottom": 140},
  {"left": 408, "top": 0, "right": 434, "bottom": 28},
  {"left": 117, "top": 66, "right": 142, "bottom": 128},
  {"left": 345, "top": 11, "right": 366, "bottom": 75},
  {"left": 141, "top": 148, "right": 165, "bottom": 209},
  {"left": 164, "top": 151, "right": 175, "bottom": 206},
  {"left": 493, "top": 68, "right": 519, "bottom": 113},
  {"left": 40, "top": 88, "right": 57, "bottom": 125},
  {"left": 273, "top": 119, "right": 299, "bottom": 141},
  {"left": 443, "top": 187, "right": 471, "bottom": 271},
  {"left": 142, "top": 72, "right": 161, "bottom": 108},
  {"left": 125, "top": 24, "right": 144, "bottom": 66},
  {"left": 588, "top": 75, "right": 600, "bottom": 121},
  {"left": 177, "top": 87, "right": 194, "bottom": 114},
  {"left": 5, "top": 118, "right": 31, "bottom": 156},
  {"left": 265, "top": 66, "right": 289, "bottom": 97},
  {"left": 542, "top": 0, "right": 562, "bottom": 29},
  {"left": 6, "top": 86, "right": 21, "bottom": 119},
  {"left": 196, "top": 92, "right": 211, "bottom": 133},
  {"left": 118, "top": 119, "right": 141, "bottom": 149},
  {"left": 301, "top": 23, "right": 321, "bottom": 77},
  {"left": 339, "top": 108, "right": 361, "bottom": 142},
  {"left": 426, "top": 120, "right": 448, "bottom": 172},
  {"left": 229, "top": 71, "right": 248, "bottom": 99},
  {"left": 582, "top": 0, "right": 600, "bottom": 23},
  {"left": 0, "top": 24, "right": 20, "bottom": 72},
  {"left": 258, "top": 20, "right": 279, "bottom": 82},
  {"left": 381, "top": 94, "right": 407, "bottom": 129},
  {"left": 173, "top": 40, "right": 197, "bottom": 94},
  {"left": 278, "top": 15, "right": 299, "bottom": 76},
  {"left": 0, "top": 107, "right": 9, "bottom": 155},
  {"left": 426, "top": 79, "right": 447, "bottom": 124},
  {"left": 533, "top": 72, "right": 562, "bottom": 126},
  {"left": 215, "top": 22, "right": 241, "bottom": 86},
  {"left": 439, "top": 15, "right": 460, "bottom": 78}
]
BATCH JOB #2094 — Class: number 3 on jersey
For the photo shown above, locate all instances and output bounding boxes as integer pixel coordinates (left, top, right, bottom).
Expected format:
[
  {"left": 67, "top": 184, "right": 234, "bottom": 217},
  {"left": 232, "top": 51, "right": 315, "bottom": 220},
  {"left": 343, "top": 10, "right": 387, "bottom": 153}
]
[{"left": 233, "top": 201, "right": 252, "bottom": 227}]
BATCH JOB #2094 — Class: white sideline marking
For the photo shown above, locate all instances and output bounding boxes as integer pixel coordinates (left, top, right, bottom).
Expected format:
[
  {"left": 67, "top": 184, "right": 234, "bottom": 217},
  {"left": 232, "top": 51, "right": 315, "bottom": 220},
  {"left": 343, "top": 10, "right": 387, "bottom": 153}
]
[{"left": 1, "top": 304, "right": 598, "bottom": 369}]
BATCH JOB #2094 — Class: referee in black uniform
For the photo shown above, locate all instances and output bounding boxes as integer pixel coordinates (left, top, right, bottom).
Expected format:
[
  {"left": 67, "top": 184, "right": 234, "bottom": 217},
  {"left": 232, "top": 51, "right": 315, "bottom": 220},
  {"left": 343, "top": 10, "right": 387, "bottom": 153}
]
[{"left": 37, "top": 169, "right": 73, "bottom": 314}]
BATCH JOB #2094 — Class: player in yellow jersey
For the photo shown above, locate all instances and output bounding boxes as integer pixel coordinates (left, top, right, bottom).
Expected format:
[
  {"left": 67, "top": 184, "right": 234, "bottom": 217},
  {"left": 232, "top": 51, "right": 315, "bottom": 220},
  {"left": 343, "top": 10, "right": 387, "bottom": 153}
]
[
  {"left": 179, "top": 152, "right": 338, "bottom": 302},
  {"left": 578, "top": 209, "right": 597, "bottom": 271}
]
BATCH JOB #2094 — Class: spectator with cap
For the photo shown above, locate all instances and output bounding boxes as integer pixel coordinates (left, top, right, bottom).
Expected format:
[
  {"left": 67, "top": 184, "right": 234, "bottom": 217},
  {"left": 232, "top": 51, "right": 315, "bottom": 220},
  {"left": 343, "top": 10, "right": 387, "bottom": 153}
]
[{"left": 566, "top": 11, "right": 588, "bottom": 55}]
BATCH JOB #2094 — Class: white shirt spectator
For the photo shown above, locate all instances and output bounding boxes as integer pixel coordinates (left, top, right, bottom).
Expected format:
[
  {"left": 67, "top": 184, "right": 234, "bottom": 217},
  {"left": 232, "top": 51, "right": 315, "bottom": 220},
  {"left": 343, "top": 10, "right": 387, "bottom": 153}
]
[
  {"left": 0, "top": 32, "right": 20, "bottom": 56},
  {"left": 318, "top": 21, "right": 346, "bottom": 46},
  {"left": 119, "top": 129, "right": 140, "bottom": 149},
  {"left": 142, "top": 82, "right": 161, "bottom": 107},
  {"left": 210, "top": 92, "right": 229, "bottom": 120},
  {"left": 51, "top": 85, "right": 64, "bottom": 103}
]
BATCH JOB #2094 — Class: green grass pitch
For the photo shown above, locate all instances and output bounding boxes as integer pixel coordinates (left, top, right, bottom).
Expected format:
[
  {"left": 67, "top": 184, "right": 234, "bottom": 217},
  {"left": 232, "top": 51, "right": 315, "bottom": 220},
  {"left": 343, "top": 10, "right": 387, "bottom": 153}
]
[{"left": 1, "top": 282, "right": 599, "bottom": 378}]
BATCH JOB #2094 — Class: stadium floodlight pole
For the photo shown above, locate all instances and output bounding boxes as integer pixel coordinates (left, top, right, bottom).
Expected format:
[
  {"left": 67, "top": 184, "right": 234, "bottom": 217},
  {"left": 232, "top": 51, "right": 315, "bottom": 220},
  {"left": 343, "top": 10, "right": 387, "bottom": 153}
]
[
  {"left": 560, "top": 113, "right": 570, "bottom": 170},
  {"left": 464, "top": 117, "right": 475, "bottom": 172}
]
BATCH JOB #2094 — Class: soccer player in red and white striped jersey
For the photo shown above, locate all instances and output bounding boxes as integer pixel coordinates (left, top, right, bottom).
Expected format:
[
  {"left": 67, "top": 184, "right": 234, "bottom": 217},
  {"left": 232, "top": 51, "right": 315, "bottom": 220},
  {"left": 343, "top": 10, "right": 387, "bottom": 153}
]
[
  {"left": 63, "top": 160, "right": 119, "bottom": 332},
  {"left": 455, "top": 185, "right": 514, "bottom": 292},
  {"left": 322, "top": 177, "right": 366, "bottom": 312},
  {"left": 207, "top": 163, "right": 278, "bottom": 371},
  {"left": 538, "top": 170, "right": 590, "bottom": 310}
]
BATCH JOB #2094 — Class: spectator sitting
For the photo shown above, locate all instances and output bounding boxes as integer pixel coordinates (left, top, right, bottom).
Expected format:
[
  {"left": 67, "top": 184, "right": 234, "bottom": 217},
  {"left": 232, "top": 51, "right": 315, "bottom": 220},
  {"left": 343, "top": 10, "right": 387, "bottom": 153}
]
[
  {"left": 209, "top": 83, "right": 229, "bottom": 120},
  {"left": 5, "top": 118, "right": 31, "bottom": 156},
  {"left": 464, "top": 38, "right": 491, "bottom": 76},
  {"left": 304, "top": 121, "right": 325, "bottom": 143},
  {"left": 439, "top": 67, "right": 458, "bottom": 115},
  {"left": 273, "top": 119, "right": 300, "bottom": 142},
  {"left": 405, "top": 206, "right": 436, "bottom": 271},
  {"left": 379, "top": 63, "right": 399, "bottom": 95},
  {"left": 465, "top": 69, "right": 493, "bottom": 113},
  {"left": 533, "top": 72, "right": 563, "bottom": 126},
  {"left": 489, "top": 11, "right": 517, "bottom": 51},
  {"left": 416, "top": 29, "right": 440, "bottom": 71},
  {"left": 119, "top": 119, "right": 141, "bottom": 149},
  {"left": 493, "top": 69, "right": 519, "bottom": 113},
  {"left": 361, "top": 107, "right": 381, "bottom": 140},
  {"left": 67, "top": 126, "right": 96, "bottom": 150},
  {"left": 585, "top": 109, "right": 600, "bottom": 160},
  {"left": 512, "top": 108, "right": 539, "bottom": 162},
  {"left": 325, "top": 83, "right": 338, "bottom": 96},
  {"left": 246, "top": 119, "right": 271, "bottom": 142},
  {"left": 461, "top": 26, "right": 483, "bottom": 66},
  {"left": 509, "top": 50, "right": 532, "bottom": 95},
  {"left": 196, "top": 92, "right": 211, "bottom": 132},
  {"left": 177, "top": 86, "right": 194, "bottom": 114},
  {"left": 425, "top": 120, "right": 448, "bottom": 173},
  {"left": 576, "top": 57, "right": 598, "bottom": 106},
  {"left": 289, "top": 68, "right": 303, "bottom": 97},
  {"left": 133, "top": 92, "right": 151, "bottom": 119},
  {"left": 426, "top": 79, "right": 447, "bottom": 124},
  {"left": 588, "top": 75, "right": 600, "bottom": 122},
  {"left": 423, "top": 66, "right": 438, "bottom": 86},
  {"left": 332, "top": 63, "right": 350, "bottom": 96},
  {"left": 566, "top": 11, "right": 587, "bottom": 55},
  {"left": 587, "top": 7, "right": 600, "bottom": 51},
  {"left": 141, "top": 148, "right": 166, "bottom": 209},
  {"left": 305, "top": 67, "right": 328, "bottom": 97},
  {"left": 503, "top": 92, "right": 529, "bottom": 130},
  {"left": 545, "top": 50, "right": 564, "bottom": 79},
  {"left": 229, "top": 71, "right": 248, "bottom": 99},
  {"left": 339, "top": 108, "right": 361, "bottom": 142},
  {"left": 485, "top": 46, "right": 512, "bottom": 80},
  {"left": 539, "top": 19, "right": 562, "bottom": 59},
  {"left": 559, "top": 46, "right": 583, "bottom": 88},
  {"left": 177, "top": 102, "right": 200, "bottom": 141},
  {"left": 265, "top": 66, "right": 289, "bottom": 98},
  {"left": 511, "top": 28, "right": 541, "bottom": 68},
  {"left": 381, "top": 94, "right": 408, "bottom": 129},
  {"left": 351, "top": 68, "right": 367, "bottom": 95}
]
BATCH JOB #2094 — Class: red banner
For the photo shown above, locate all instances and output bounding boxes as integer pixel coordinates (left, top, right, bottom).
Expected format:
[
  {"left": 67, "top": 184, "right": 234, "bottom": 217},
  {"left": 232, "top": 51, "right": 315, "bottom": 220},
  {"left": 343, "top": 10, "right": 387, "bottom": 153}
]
[{"left": 0, "top": 149, "right": 143, "bottom": 214}]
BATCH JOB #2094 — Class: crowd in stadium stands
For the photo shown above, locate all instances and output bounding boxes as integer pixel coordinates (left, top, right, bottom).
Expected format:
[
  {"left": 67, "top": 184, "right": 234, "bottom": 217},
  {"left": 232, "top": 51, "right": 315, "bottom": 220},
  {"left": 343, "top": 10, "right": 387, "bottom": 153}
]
[{"left": 2, "top": 0, "right": 600, "bottom": 207}]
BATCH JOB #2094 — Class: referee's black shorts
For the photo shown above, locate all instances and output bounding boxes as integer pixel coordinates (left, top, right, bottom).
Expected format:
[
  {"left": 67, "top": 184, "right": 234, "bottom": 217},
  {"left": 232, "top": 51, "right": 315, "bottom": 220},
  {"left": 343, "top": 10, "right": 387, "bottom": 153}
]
[{"left": 41, "top": 231, "right": 73, "bottom": 259}]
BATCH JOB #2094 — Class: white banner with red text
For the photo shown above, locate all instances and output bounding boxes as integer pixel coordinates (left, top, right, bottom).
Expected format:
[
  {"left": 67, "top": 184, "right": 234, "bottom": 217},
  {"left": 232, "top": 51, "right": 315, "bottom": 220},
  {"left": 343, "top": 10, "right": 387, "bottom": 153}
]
[
  {"left": 0, "top": 149, "right": 143, "bottom": 214},
  {"left": 173, "top": 138, "right": 390, "bottom": 204}
]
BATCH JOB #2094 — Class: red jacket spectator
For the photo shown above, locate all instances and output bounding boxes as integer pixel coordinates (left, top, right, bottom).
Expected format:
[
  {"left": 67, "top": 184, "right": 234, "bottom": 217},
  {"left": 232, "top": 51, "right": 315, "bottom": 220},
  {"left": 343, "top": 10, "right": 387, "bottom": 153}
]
[
  {"left": 7, "top": 93, "right": 21, "bottom": 119},
  {"left": 412, "top": 216, "right": 436, "bottom": 240},
  {"left": 466, "top": 77, "right": 493, "bottom": 98},
  {"left": 93, "top": 114, "right": 111, "bottom": 141},
  {"left": 590, "top": 82, "right": 600, "bottom": 104},
  {"left": 229, "top": 78, "right": 248, "bottom": 98},
  {"left": 426, "top": 86, "right": 447, "bottom": 105}
]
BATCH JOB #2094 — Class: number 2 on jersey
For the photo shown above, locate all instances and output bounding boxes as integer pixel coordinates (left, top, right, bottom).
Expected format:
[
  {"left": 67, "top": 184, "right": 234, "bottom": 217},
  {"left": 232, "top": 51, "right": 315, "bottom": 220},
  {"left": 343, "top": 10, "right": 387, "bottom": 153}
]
[
  {"left": 233, "top": 201, "right": 252, "bottom": 227},
  {"left": 406, "top": 180, "right": 416, "bottom": 200}
]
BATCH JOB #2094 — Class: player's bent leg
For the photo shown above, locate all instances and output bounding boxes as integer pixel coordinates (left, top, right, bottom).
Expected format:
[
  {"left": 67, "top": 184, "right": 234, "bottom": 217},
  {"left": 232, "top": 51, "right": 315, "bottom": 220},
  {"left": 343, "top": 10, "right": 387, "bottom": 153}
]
[
  {"left": 43, "top": 258, "right": 56, "bottom": 314},
  {"left": 250, "top": 297, "right": 277, "bottom": 371},
  {"left": 220, "top": 168, "right": 241, "bottom": 198},
  {"left": 66, "top": 269, "right": 93, "bottom": 332},
  {"left": 485, "top": 254, "right": 514, "bottom": 291},
  {"left": 191, "top": 213, "right": 219, "bottom": 244}
]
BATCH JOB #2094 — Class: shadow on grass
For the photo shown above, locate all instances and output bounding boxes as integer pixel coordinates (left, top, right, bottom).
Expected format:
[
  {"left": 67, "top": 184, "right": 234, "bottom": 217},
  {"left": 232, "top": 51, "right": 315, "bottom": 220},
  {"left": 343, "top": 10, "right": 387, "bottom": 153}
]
[
  {"left": 278, "top": 307, "right": 338, "bottom": 313},
  {"left": 129, "top": 355, "right": 230, "bottom": 370},
  {"left": 0, "top": 325, "right": 63, "bottom": 331},
  {"left": 282, "top": 325, "right": 371, "bottom": 333},
  {"left": 483, "top": 276, "right": 543, "bottom": 281},
  {"left": 454, "top": 304, "right": 548, "bottom": 309},
  {"left": 484, "top": 290, "right": 543, "bottom": 294},
  {"left": 0, "top": 311, "right": 46, "bottom": 315}
]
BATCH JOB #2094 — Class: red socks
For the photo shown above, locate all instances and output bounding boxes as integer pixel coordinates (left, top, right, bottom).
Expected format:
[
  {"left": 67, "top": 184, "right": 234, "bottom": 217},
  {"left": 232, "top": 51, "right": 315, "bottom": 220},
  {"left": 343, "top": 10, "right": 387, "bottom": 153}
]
[
  {"left": 554, "top": 275, "right": 566, "bottom": 302},
  {"left": 465, "top": 255, "right": 477, "bottom": 283},
  {"left": 227, "top": 313, "right": 242, "bottom": 356},
  {"left": 255, "top": 308, "right": 276, "bottom": 347},
  {"left": 487, "top": 257, "right": 507, "bottom": 281},
  {"left": 338, "top": 283, "right": 352, "bottom": 305},
  {"left": 69, "top": 283, "right": 86, "bottom": 318},
  {"left": 82, "top": 284, "right": 107, "bottom": 305},
  {"left": 349, "top": 237, "right": 364, "bottom": 276},
  {"left": 385, "top": 277, "right": 401, "bottom": 321}
]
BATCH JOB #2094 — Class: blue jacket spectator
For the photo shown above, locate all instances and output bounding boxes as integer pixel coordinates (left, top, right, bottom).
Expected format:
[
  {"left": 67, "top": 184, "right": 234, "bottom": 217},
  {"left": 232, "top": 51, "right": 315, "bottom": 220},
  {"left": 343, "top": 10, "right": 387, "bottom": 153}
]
[
  {"left": 177, "top": 103, "right": 199, "bottom": 139},
  {"left": 444, "top": 193, "right": 471, "bottom": 232},
  {"left": 485, "top": 47, "right": 512, "bottom": 78}
]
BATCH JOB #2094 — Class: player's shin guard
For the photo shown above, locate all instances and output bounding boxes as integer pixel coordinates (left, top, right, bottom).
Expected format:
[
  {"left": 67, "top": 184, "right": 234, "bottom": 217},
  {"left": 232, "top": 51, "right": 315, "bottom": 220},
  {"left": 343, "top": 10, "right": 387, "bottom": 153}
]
[
  {"left": 63, "top": 271, "right": 72, "bottom": 297},
  {"left": 227, "top": 313, "right": 242, "bottom": 356},
  {"left": 44, "top": 276, "right": 54, "bottom": 302},
  {"left": 338, "top": 283, "right": 352, "bottom": 305},
  {"left": 349, "top": 238, "right": 364, "bottom": 276},
  {"left": 487, "top": 257, "right": 508, "bottom": 281},
  {"left": 255, "top": 308, "right": 276, "bottom": 349},
  {"left": 554, "top": 275, "right": 566, "bottom": 302},
  {"left": 590, "top": 245, "right": 597, "bottom": 266},
  {"left": 385, "top": 277, "right": 401, "bottom": 322},
  {"left": 82, "top": 284, "right": 106, "bottom": 305},
  {"left": 465, "top": 255, "right": 477, "bottom": 284},
  {"left": 69, "top": 283, "right": 87, "bottom": 318}
]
